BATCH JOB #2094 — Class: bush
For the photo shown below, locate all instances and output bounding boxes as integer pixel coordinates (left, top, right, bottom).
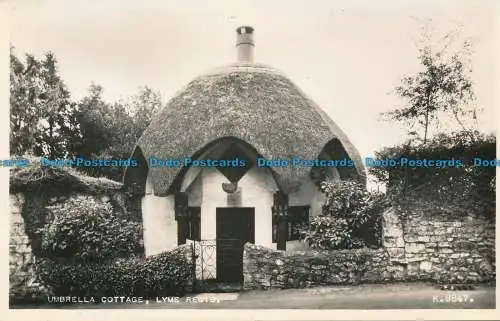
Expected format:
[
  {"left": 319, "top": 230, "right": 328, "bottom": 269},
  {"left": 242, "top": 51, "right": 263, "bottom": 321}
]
[
  {"left": 35, "top": 246, "right": 194, "bottom": 299},
  {"left": 369, "top": 131, "right": 496, "bottom": 219},
  {"left": 299, "top": 180, "right": 387, "bottom": 250},
  {"left": 9, "top": 262, "right": 53, "bottom": 305},
  {"left": 40, "top": 196, "right": 143, "bottom": 261}
]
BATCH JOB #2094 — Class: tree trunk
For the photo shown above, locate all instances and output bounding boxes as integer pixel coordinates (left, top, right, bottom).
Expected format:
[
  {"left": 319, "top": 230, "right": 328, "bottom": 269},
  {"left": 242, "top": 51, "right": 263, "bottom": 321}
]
[
  {"left": 423, "top": 110, "right": 429, "bottom": 144},
  {"left": 423, "top": 90, "right": 432, "bottom": 145}
]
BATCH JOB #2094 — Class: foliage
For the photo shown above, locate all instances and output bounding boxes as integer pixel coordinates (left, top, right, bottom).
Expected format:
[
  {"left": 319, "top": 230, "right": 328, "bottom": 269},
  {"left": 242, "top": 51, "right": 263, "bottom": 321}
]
[
  {"left": 74, "top": 84, "right": 162, "bottom": 181},
  {"left": 9, "top": 155, "right": 122, "bottom": 194},
  {"left": 10, "top": 158, "right": 125, "bottom": 255},
  {"left": 369, "top": 130, "right": 495, "bottom": 219},
  {"left": 35, "top": 247, "right": 193, "bottom": 298},
  {"left": 375, "top": 26, "right": 494, "bottom": 219},
  {"left": 9, "top": 275, "right": 53, "bottom": 305},
  {"left": 40, "top": 196, "right": 143, "bottom": 261},
  {"left": 10, "top": 48, "right": 81, "bottom": 158},
  {"left": 9, "top": 253, "right": 53, "bottom": 305},
  {"left": 72, "top": 84, "right": 112, "bottom": 160},
  {"left": 382, "top": 28, "right": 478, "bottom": 144},
  {"left": 299, "top": 181, "right": 388, "bottom": 250},
  {"left": 10, "top": 49, "right": 163, "bottom": 182}
]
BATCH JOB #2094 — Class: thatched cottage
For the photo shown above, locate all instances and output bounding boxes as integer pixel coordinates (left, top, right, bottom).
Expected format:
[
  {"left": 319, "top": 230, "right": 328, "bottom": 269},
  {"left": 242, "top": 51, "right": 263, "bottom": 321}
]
[{"left": 123, "top": 26, "right": 365, "bottom": 282}]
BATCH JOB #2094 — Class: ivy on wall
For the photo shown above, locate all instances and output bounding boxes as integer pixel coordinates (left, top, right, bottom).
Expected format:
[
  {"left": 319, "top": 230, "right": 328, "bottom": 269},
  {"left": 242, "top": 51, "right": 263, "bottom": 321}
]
[{"left": 370, "top": 131, "right": 496, "bottom": 221}]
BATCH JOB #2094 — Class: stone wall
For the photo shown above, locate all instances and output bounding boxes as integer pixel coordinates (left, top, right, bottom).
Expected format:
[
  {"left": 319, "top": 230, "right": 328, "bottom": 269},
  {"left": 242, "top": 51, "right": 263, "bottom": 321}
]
[
  {"left": 10, "top": 189, "right": 193, "bottom": 301},
  {"left": 9, "top": 170, "right": 138, "bottom": 303},
  {"left": 243, "top": 244, "right": 400, "bottom": 290},
  {"left": 10, "top": 195, "right": 30, "bottom": 280},
  {"left": 401, "top": 211, "right": 494, "bottom": 283},
  {"left": 9, "top": 194, "right": 51, "bottom": 303},
  {"left": 383, "top": 207, "right": 495, "bottom": 283},
  {"left": 244, "top": 206, "right": 495, "bottom": 290}
]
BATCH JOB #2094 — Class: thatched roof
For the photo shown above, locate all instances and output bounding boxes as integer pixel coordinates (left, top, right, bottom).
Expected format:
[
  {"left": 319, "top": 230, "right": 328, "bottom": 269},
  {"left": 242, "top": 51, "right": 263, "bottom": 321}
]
[{"left": 124, "top": 63, "right": 366, "bottom": 195}]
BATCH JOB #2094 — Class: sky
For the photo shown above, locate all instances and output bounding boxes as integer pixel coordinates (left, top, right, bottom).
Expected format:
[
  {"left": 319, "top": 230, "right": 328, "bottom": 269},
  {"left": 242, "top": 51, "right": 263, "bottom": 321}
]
[{"left": 5, "top": 0, "right": 500, "bottom": 162}]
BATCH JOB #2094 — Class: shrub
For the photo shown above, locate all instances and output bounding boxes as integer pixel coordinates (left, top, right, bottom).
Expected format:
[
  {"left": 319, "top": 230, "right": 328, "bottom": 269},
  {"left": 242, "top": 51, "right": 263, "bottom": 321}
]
[
  {"left": 40, "top": 196, "right": 143, "bottom": 261},
  {"left": 9, "top": 261, "right": 53, "bottom": 305},
  {"left": 299, "top": 180, "right": 387, "bottom": 250},
  {"left": 369, "top": 131, "right": 496, "bottom": 220},
  {"left": 35, "top": 246, "right": 194, "bottom": 299},
  {"left": 10, "top": 157, "right": 127, "bottom": 256}
]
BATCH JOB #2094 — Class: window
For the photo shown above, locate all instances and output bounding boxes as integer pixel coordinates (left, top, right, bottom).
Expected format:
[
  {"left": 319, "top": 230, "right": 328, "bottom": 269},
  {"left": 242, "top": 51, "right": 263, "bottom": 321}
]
[
  {"left": 272, "top": 220, "right": 278, "bottom": 243},
  {"left": 187, "top": 207, "right": 201, "bottom": 241},
  {"left": 288, "top": 206, "right": 310, "bottom": 241},
  {"left": 272, "top": 206, "right": 310, "bottom": 242}
]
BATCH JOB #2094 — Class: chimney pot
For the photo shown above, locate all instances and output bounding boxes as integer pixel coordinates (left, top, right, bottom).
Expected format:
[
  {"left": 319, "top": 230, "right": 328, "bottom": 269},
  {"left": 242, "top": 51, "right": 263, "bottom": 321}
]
[{"left": 236, "top": 26, "right": 254, "bottom": 63}]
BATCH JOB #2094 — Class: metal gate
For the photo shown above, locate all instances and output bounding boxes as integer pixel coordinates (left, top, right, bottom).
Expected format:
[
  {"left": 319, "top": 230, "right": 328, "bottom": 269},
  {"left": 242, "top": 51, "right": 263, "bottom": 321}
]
[{"left": 191, "top": 239, "right": 217, "bottom": 280}]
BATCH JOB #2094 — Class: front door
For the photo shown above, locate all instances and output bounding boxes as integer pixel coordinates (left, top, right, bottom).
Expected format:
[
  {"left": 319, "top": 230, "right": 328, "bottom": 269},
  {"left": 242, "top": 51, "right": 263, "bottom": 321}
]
[{"left": 216, "top": 207, "right": 255, "bottom": 283}]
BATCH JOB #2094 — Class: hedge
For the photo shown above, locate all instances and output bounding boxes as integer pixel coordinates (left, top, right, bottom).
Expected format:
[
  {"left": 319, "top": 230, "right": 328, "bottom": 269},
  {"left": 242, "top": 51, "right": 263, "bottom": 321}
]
[
  {"left": 31, "top": 193, "right": 194, "bottom": 301},
  {"left": 369, "top": 131, "right": 496, "bottom": 221},
  {"left": 36, "top": 246, "right": 194, "bottom": 299}
]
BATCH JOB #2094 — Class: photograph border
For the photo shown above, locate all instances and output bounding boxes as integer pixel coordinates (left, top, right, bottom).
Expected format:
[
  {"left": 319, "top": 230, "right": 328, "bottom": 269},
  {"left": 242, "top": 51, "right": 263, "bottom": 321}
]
[{"left": 1, "top": 0, "right": 499, "bottom": 320}]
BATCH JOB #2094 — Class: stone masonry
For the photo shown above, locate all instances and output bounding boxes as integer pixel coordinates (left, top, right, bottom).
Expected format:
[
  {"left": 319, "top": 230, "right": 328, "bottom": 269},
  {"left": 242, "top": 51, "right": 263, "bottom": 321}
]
[
  {"left": 383, "top": 207, "right": 495, "bottom": 283},
  {"left": 9, "top": 188, "right": 135, "bottom": 302},
  {"left": 243, "top": 244, "right": 396, "bottom": 290},
  {"left": 9, "top": 194, "right": 50, "bottom": 302},
  {"left": 244, "top": 206, "right": 495, "bottom": 290},
  {"left": 402, "top": 212, "right": 494, "bottom": 283}
]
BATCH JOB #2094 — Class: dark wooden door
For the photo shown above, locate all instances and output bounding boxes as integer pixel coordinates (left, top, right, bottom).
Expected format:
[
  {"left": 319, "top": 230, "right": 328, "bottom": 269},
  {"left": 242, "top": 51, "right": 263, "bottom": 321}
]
[{"left": 216, "top": 208, "right": 255, "bottom": 283}]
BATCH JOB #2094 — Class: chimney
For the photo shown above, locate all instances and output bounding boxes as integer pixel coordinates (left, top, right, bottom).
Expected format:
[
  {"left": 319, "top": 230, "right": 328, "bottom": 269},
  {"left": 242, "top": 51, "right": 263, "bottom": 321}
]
[{"left": 236, "top": 26, "right": 254, "bottom": 63}]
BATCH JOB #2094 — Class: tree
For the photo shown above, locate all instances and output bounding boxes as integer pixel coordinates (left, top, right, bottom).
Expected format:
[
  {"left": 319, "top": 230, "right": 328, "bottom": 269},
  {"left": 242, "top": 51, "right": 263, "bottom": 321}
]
[
  {"left": 73, "top": 83, "right": 114, "bottom": 158},
  {"left": 74, "top": 85, "right": 163, "bottom": 181},
  {"left": 383, "top": 30, "right": 478, "bottom": 144},
  {"left": 372, "top": 25, "right": 496, "bottom": 218},
  {"left": 10, "top": 49, "right": 80, "bottom": 157},
  {"left": 126, "top": 86, "right": 162, "bottom": 135},
  {"left": 10, "top": 47, "right": 163, "bottom": 180}
]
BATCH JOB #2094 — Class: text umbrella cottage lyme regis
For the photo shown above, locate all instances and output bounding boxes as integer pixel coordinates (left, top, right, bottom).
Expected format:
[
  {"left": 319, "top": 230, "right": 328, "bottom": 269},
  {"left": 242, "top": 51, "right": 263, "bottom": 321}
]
[{"left": 122, "top": 26, "right": 366, "bottom": 283}]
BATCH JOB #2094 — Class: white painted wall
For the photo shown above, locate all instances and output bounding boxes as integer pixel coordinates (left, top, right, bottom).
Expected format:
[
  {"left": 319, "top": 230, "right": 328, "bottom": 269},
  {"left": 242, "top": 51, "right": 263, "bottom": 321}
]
[
  {"left": 140, "top": 159, "right": 341, "bottom": 266},
  {"left": 286, "top": 167, "right": 341, "bottom": 251},
  {"left": 185, "top": 172, "right": 202, "bottom": 207},
  {"left": 142, "top": 175, "right": 178, "bottom": 256},
  {"left": 289, "top": 178, "right": 323, "bottom": 217},
  {"left": 142, "top": 194, "right": 177, "bottom": 256},
  {"left": 180, "top": 165, "right": 278, "bottom": 279},
  {"left": 196, "top": 166, "right": 277, "bottom": 247}
]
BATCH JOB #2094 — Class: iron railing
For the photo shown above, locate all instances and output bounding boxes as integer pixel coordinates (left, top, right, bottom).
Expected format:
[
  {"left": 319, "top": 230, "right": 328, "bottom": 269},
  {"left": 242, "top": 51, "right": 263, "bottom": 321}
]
[{"left": 191, "top": 239, "right": 216, "bottom": 280}]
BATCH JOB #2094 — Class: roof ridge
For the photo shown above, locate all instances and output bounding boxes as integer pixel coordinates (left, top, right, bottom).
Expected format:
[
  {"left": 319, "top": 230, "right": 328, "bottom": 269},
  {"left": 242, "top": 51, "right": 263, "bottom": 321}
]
[{"left": 198, "top": 63, "right": 287, "bottom": 78}]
